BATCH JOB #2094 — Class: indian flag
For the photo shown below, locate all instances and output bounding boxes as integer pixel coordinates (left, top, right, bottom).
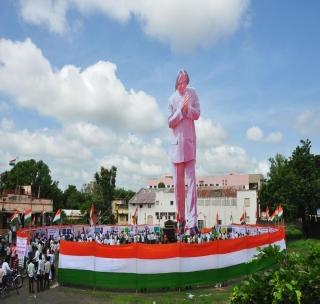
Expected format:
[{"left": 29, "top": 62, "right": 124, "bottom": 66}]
[
  {"left": 269, "top": 207, "right": 279, "bottom": 221},
  {"left": 9, "top": 158, "right": 16, "bottom": 166},
  {"left": 58, "top": 227, "right": 286, "bottom": 289},
  {"left": 24, "top": 209, "right": 32, "bottom": 224},
  {"left": 53, "top": 209, "right": 61, "bottom": 224},
  {"left": 277, "top": 206, "right": 284, "bottom": 218},
  {"left": 10, "top": 211, "right": 20, "bottom": 224}
]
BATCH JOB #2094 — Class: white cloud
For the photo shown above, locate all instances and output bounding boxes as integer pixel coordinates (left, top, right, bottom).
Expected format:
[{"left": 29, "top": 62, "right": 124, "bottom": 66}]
[
  {"left": 64, "top": 122, "right": 117, "bottom": 147},
  {"left": 196, "top": 117, "right": 228, "bottom": 147},
  {"left": 0, "top": 38, "right": 164, "bottom": 132},
  {"left": 19, "top": 0, "right": 251, "bottom": 51},
  {"left": 246, "top": 126, "right": 282, "bottom": 143},
  {"left": 1, "top": 118, "right": 15, "bottom": 131},
  {"left": 255, "top": 160, "right": 269, "bottom": 177},
  {"left": 265, "top": 132, "right": 282, "bottom": 143},
  {"left": 0, "top": 128, "right": 92, "bottom": 160},
  {"left": 197, "top": 144, "right": 256, "bottom": 175},
  {"left": 246, "top": 126, "right": 263, "bottom": 141},
  {"left": 20, "top": 0, "right": 69, "bottom": 33},
  {"left": 294, "top": 110, "right": 320, "bottom": 135}
]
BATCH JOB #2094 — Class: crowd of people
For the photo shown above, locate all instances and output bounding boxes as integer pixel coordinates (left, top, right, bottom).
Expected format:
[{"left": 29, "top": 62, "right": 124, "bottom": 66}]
[
  {"left": 53, "top": 225, "right": 265, "bottom": 245},
  {"left": 0, "top": 235, "right": 58, "bottom": 294}
]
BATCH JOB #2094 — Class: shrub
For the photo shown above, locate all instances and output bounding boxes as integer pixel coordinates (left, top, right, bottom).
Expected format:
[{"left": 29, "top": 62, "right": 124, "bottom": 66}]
[{"left": 230, "top": 243, "right": 320, "bottom": 303}]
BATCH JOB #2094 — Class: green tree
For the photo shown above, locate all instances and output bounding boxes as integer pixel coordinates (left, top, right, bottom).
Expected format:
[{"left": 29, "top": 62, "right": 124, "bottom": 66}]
[
  {"left": 63, "top": 185, "right": 87, "bottom": 210},
  {"left": 259, "top": 154, "right": 296, "bottom": 219},
  {"left": 113, "top": 188, "right": 135, "bottom": 201},
  {"left": 288, "top": 139, "right": 320, "bottom": 229},
  {"left": 259, "top": 139, "right": 320, "bottom": 228},
  {"left": 0, "top": 159, "right": 63, "bottom": 208},
  {"left": 93, "top": 166, "right": 117, "bottom": 224},
  {"left": 157, "top": 182, "right": 166, "bottom": 188}
]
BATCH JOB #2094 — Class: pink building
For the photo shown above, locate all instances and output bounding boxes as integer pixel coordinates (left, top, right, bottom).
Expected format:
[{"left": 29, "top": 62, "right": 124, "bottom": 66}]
[{"left": 147, "top": 173, "right": 263, "bottom": 190}]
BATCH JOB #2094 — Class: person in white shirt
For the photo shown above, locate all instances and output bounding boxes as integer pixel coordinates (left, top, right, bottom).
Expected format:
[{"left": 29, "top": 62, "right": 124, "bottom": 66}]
[
  {"left": 1, "top": 258, "right": 12, "bottom": 287},
  {"left": 37, "top": 254, "right": 45, "bottom": 292},
  {"left": 1, "top": 259, "right": 12, "bottom": 276},
  {"left": 27, "top": 259, "right": 35, "bottom": 293}
]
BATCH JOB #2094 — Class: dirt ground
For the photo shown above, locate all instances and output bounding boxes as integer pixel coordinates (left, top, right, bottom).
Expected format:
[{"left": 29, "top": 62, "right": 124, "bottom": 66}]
[{"left": 0, "top": 278, "right": 232, "bottom": 304}]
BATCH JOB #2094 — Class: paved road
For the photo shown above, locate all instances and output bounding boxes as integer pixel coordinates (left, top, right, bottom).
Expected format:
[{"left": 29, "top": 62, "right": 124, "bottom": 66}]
[{"left": 1, "top": 280, "right": 112, "bottom": 304}]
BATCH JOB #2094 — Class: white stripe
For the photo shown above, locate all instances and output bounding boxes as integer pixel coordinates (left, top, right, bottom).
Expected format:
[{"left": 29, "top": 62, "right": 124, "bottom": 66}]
[{"left": 59, "top": 239, "right": 285, "bottom": 274}]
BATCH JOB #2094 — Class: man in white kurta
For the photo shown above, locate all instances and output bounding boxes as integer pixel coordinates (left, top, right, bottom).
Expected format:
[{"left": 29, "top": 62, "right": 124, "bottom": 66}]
[{"left": 168, "top": 70, "right": 200, "bottom": 235}]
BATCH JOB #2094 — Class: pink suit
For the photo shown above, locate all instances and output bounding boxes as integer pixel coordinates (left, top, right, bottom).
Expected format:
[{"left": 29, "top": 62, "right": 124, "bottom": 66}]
[{"left": 168, "top": 87, "right": 200, "bottom": 229}]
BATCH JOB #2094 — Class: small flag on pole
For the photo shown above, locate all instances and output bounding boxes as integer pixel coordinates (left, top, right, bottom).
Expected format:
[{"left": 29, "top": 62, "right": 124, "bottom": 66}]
[
  {"left": 24, "top": 209, "right": 32, "bottom": 224},
  {"left": 277, "top": 205, "right": 284, "bottom": 218},
  {"left": 10, "top": 211, "right": 20, "bottom": 224},
  {"left": 9, "top": 158, "right": 16, "bottom": 166},
  {"left": 240, "top": 211, "right": 246, "bottom": 224},
  {"left": 53, "top": 209, "right": 61, "bottom": 224},
  {"left": 90, "top": 204, "right": 95, "bottom": 226}
]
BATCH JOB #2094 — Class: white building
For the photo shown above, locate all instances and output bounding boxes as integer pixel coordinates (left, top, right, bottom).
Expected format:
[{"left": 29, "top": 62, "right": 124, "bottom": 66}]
[{"left": 128, "top": 188, "right": 257, "bottom": 228}]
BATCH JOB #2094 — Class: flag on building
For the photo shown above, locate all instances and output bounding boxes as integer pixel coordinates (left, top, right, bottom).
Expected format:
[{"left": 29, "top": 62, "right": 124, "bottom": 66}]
[
  {"left": 53, "top": 209, "right": 61, "bottom": 224},
  {"left": 24, "top": 209, "right": 32, "bottom": 224},
  {"left": 90, "top": 205, "right": 95, "bottom": 226},
  {"left": 240, "top": 211, "right": 246, "bottom": 224},
  {"left": 10, "top": 211, "right": 20, "bottom": 224},
  {"left": 9, "top": 158, "right": 16, "bottom": 166}
]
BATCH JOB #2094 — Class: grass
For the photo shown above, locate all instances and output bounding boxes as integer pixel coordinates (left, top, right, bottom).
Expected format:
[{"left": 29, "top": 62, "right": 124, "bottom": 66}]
[{"left": 62, "top": 285, "right": 233, "bottom": 304}]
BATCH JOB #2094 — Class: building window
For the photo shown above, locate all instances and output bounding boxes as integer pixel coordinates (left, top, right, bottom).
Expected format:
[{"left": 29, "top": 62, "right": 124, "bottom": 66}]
[
  {"left": 170, "top": 201, "right": 174, "bottom": 206},
  {"left": 168, "top": 212, "right": 176, "bottom": 220},
  {"left": 140, "top": 204, "right": 143, "bottom": 208},
  {"left": 148, "top": 204, "right": 152, "bottom": 208},
  {"left": 132, "top": 203, "right": 135, "bottom": 206},
  {"left": 244, "top": 198, "right": 250, "bottom": 207},
  {"left": 167, "top": 185, "right": 170, "bottom": 188},
  {"left": 155, "top": 200, "right": 159, "bottom": 205},
  {"left": 155, "top": 212, "right": 159, "bottom": 220}
]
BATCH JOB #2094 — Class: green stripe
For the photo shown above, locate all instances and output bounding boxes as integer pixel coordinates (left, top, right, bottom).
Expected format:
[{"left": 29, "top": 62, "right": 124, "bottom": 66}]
[{"left": 59, "top": 257, "right": 275, "bottom": 289}]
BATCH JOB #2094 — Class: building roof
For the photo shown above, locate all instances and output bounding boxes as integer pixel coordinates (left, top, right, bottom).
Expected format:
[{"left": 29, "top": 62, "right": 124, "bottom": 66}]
[{"left": 129, "top": 188, "right": 156, "bottom": 204}]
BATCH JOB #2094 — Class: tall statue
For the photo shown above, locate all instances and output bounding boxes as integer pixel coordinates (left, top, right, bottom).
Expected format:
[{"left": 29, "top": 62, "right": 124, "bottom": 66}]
[{"left": 168, "top": 70, "right": 200, "bottom": 235}]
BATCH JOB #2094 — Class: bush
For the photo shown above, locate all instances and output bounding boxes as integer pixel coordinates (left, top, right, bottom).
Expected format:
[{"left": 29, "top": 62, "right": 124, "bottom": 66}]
[
  {"left": 285, "top": 224, "right": 304, "bottom": 240},
  {"left": 230, "top": 243, "right": 320, "bottom": 303}
]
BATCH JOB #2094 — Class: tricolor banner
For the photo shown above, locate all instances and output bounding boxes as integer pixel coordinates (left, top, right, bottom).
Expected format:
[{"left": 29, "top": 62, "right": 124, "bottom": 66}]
[{"left": 58, "top": 226, "right": 285, "bottom": 289}]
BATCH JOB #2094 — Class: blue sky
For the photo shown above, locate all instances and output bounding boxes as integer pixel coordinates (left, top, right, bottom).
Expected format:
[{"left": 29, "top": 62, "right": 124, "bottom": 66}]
[{"left": 0, "top": 0, "right": 319, "bottom": 191}]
